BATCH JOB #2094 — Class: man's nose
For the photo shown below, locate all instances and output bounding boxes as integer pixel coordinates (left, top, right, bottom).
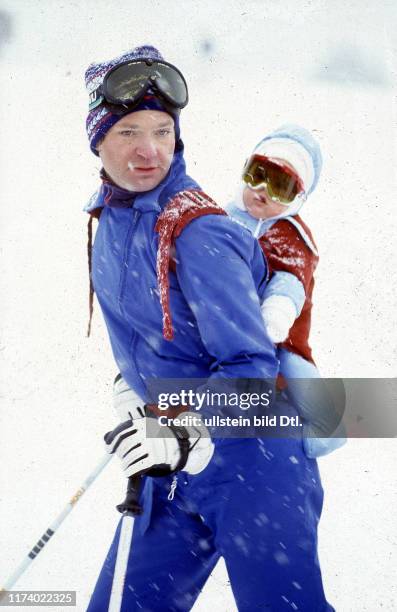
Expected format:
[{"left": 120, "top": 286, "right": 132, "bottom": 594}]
[{"left": 135, "top": 136, "right": 157, "bottom": 159}]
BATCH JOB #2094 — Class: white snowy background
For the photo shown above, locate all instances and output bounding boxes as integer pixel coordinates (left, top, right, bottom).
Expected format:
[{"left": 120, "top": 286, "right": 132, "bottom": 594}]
[{"left": 1, "top": 1, "right": 396, "bottom": 610}]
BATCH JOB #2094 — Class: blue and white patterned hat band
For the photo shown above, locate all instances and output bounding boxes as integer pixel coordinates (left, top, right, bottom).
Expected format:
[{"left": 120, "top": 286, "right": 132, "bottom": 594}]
[{"left": 85, "top": 45, "right": 181, "bottom": 156}]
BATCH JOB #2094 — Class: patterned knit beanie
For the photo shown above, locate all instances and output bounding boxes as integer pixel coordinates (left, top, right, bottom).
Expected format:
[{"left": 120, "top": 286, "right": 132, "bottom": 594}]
[{"left": 85, "top": 45, "right": 181, "bottom": 156}]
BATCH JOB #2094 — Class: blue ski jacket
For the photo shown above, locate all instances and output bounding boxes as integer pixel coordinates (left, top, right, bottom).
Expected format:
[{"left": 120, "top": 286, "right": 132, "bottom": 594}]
[{"left": 86, "top": 146, "right": 278, "bottom": 412}]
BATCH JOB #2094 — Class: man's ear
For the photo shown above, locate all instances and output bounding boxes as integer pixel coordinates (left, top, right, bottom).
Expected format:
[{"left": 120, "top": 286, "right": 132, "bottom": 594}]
[{"left": 96, "top": 137, "right": 104, "bottom": 153}]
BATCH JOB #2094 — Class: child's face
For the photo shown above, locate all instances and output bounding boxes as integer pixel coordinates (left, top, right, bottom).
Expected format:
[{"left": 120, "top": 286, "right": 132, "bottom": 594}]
[
  {"left": 243, "top": 185, "right": 288, "bottom": 220},
  {"left": 242, "top": 157, "right": 302, "bottom": 220}
]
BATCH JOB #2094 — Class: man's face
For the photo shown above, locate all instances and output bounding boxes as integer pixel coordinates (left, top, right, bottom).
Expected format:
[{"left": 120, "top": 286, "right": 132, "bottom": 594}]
[{"left": 97, "top": 110, "right": 176, "bottom": 192}]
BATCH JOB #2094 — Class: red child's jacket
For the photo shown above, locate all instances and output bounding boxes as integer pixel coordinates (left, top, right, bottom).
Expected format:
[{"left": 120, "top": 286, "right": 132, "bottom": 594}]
[{"left": 259, "top": 215, "right": 319, "bottom": 364}]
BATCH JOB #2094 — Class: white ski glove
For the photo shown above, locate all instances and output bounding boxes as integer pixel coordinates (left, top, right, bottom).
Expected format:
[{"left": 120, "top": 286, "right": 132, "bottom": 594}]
[
  {"left": 113, "top": 374, "right": 146, "bottom": 420},
  {"left": 261, "top": 294, "right": 298, "bottom": 343},
  {"left": 107, "top": 375, "right": 214, "bottom": 478}
]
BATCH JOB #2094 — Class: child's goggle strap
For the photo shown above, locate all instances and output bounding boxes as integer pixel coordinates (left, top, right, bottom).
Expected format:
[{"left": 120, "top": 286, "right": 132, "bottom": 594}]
[
  {"left": 242, "top": 154, "right": 305, "bottom": 205},
  {"left": 88, "top": 59, "right": 189, "bottom": 112}
]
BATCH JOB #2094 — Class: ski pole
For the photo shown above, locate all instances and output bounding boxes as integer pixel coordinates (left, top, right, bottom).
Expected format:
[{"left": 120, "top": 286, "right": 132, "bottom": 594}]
[
  {"left": 0, "top": 453, "right": 113, "bottom": 598},
  {"left": 108, "top": 476, "right": 143, "bottom": 612}
]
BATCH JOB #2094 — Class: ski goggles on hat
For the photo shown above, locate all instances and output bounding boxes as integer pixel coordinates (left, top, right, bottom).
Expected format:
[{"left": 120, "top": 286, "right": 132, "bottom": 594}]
[
  {"left": 242, "top": 154, "right": 305, "bottom": 205},
  {"left": 88, "top": 59, "right": 189, "bottom": 113}
]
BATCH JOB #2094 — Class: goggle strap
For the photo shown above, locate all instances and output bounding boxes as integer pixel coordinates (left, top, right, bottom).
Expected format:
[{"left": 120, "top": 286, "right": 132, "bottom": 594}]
[{"left": 88, "top": 89, "right": 105, "bottom": 111}]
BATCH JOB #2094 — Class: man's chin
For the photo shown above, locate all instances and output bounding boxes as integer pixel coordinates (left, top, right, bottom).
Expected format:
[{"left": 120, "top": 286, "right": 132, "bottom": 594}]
[
  {"left": 122, "top": 171, "right": 166, "bottom": 193},
  {"left": 117, "top": 178, "right": 158, "bottom": 193}
]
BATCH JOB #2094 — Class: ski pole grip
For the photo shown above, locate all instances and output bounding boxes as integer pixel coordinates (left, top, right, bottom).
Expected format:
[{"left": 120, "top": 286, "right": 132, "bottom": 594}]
[{"left": 116, "top": 475, "right": 143, "bottom": 516}]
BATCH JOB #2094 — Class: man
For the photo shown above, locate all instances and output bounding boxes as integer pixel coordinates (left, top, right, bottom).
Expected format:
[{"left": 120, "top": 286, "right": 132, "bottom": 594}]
[{"left": 85, "top": 45, "right": 334, "bottom": 611}]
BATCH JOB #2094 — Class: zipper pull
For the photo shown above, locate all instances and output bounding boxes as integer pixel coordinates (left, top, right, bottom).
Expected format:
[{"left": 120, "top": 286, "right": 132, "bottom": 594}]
[{"left": 167, "top": 475, "right": 178, "bottom": 501}]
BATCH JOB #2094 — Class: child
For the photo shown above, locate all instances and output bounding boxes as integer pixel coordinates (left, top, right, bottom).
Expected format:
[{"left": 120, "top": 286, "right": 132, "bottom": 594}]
[{"left": 226, "top": 124, "right": 346, "bottom": 458}]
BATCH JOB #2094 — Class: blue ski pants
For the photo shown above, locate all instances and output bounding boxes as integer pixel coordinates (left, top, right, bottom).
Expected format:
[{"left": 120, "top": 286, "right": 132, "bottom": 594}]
[{"left": 87, "top": 435, "right": 335, "bottom": 611}]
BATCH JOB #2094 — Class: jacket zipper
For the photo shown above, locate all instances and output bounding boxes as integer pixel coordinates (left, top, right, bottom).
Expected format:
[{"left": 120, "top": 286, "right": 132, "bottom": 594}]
[
  {"left": 118, "top": 209, "right": 141, "bottom": 313},
  {"left": 118, "top": 209, "right": 144, "bottom": 391}
]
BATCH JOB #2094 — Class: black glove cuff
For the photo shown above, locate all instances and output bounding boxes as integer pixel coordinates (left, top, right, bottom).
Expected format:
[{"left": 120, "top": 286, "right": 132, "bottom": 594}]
[{"left": 169, "top": 424, "right": 191, "bottom": 472}]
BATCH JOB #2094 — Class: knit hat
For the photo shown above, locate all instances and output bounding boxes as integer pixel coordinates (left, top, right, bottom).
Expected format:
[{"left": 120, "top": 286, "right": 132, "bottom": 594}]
[
  {"left": 85, "top": 45, "right": 182, "bottom": 156},
  {"left": 252, "top": 124, "right": 323, "bottom": 195}
]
